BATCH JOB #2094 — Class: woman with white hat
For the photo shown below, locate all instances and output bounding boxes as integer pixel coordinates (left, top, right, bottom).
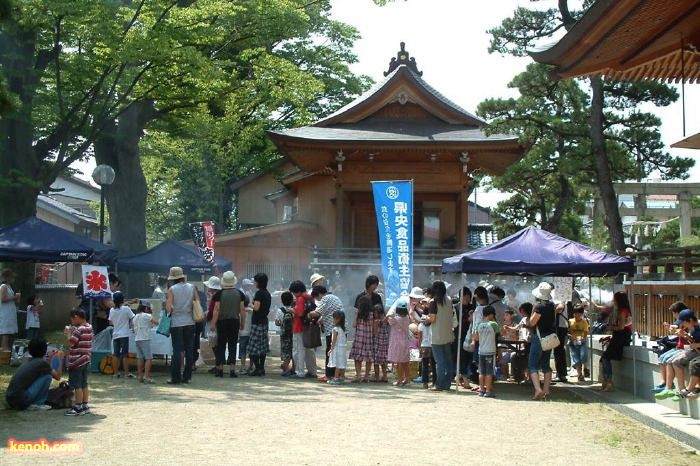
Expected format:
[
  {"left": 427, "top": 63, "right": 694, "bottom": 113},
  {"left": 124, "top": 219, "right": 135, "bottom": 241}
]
[
  {"left": 210, "top": 271, "right": 246, "bottom": 378},
  {"left": 528, "top": 282, "right": 556, "bottom": 400},
  {"left": 309, "top": 273, "right": 325, "bottom": 289},
  {"left": 164, "top": 267, "right": 201, "bottom": 384}
]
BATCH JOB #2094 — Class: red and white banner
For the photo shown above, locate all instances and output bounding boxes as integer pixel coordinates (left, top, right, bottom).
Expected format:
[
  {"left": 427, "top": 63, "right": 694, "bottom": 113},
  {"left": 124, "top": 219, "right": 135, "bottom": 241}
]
[
  {"left": 81, "top": 265, "right": 112, "bottom": 300},
  {"left": 190, "top": 222, "right": 216, "bottom": 264}
]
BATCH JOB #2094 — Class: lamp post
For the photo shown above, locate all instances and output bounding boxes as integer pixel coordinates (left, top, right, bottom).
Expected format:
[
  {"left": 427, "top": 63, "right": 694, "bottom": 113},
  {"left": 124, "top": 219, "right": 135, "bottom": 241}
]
[{"left": 91, "top": 164, "right": 116, "bottom": 243}]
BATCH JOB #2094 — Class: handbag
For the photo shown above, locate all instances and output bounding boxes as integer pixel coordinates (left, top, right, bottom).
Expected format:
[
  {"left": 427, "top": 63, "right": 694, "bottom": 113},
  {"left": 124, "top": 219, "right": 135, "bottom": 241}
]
[
  {"left": 156, "top": 310, "right": 172, "bottom": 337},
  {"left": 208, "top": 330, "right": 218, "bottom": 350},
  {"left": 303, "top": 321, "right": 322, "bottom": 349},
  {"left": 463, "top": 324, "right": 475, "bottom": 352},
  {"left": 193, "top": 299, "right": 205, "bottom": 323},
  {"left": 537, "top": 326, "right": 560, "bottom": 351},
  {"left": 46, "top": 381, "right": 74, "bottom": 408}
]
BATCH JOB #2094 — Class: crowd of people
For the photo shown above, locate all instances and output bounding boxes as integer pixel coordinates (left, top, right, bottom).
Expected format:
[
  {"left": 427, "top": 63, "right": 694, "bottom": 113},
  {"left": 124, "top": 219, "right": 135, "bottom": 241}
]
[{"left": 11, "top": 264, "right": 697, "bottom": 414}]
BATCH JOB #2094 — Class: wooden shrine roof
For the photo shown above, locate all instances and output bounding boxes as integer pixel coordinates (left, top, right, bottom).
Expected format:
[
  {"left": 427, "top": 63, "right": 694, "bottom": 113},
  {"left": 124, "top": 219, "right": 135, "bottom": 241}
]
[
  {"left": 268, "top": 46, "right": 526, "bottom": 176},
  {"left": 529, "top": 0, "right": 700, "bottom": 83}
]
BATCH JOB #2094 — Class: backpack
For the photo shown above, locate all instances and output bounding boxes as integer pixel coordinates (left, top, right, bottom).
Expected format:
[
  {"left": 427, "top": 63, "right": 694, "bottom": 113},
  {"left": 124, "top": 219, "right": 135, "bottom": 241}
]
[
  {"left": 46, "top": 381, "right": 74, "bottom": 408},
  {"left": 280, "top": 307, "right": 293, "bottom": 335},
  {"left": 303, "top": 297, "right": 317, "bottom": 325}
]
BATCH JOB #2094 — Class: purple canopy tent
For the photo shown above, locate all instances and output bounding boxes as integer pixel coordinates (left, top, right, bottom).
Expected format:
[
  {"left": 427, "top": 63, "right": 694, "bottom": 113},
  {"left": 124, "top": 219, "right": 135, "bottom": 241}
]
[
  {"left": 442, "top": 226, "right": 635, "bottom": 393},
  {"left": 442, "top": 226, "right": 633, "bottom": 277}
]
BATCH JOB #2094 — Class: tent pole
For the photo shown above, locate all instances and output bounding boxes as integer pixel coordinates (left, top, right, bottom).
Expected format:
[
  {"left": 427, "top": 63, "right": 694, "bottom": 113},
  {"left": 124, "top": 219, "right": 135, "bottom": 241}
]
[
  {"left": 588, "top": 276, "right": 594, "bottom": 384},
  {"left": 631, "top": 275, "right": 637, "bottom": 397},
  {"left": 455, "top": 273, "right": 464, "bottom": 394}
]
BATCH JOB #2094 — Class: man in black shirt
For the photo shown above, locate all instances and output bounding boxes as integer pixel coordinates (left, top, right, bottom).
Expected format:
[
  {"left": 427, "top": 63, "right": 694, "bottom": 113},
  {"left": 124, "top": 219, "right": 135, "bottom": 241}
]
[{"left": 5, "top": 339, "right": 64, "bottom": 410}]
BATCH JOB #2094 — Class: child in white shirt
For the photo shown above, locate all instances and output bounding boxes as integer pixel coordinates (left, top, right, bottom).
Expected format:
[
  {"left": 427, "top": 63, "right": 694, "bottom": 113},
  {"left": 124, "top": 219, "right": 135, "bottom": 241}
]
[
  {"left": 133, "top": 300, "right": 158, "bottom": 383},
  {"left": 108, "top": 292, "right": 135, "bottom": 378},
  {"left": 25, "top": 294, "right": 42, "bottom": 340}
]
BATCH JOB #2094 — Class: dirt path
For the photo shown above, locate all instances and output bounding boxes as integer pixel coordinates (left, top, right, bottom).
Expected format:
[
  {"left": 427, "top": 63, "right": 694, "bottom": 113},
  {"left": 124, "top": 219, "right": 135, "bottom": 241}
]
[{"left": 1, "top": 364, "right": 698, "bottom": 465}]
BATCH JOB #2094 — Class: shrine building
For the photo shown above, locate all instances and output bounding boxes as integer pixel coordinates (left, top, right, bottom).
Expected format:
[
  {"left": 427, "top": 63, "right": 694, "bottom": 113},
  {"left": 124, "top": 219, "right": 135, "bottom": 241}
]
[{"left": 215, "top": 44, "right": 527, "bottom": 290}]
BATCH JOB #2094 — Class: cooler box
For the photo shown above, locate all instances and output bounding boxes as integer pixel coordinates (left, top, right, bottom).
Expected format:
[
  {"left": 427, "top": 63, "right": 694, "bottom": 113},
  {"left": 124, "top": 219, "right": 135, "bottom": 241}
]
[{"left": 91, "top": 350, "right": 111, "bottom": 373}]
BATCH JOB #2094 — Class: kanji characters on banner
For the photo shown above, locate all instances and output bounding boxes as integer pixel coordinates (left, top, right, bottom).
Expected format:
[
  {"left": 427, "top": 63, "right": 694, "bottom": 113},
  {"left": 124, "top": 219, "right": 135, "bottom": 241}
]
[{"left": 372, "top": 180, "right": 413, "bottom": 307}]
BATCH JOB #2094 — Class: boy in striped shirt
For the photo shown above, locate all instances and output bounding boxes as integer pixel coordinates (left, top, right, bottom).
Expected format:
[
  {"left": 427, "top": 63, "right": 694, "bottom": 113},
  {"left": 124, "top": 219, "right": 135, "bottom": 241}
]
[{"left": 64, "top": 309, "right": 93, "bottom": 416}]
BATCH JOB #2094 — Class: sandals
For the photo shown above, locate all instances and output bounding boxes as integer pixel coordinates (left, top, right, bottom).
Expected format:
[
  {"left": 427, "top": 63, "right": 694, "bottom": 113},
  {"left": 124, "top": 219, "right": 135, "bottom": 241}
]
[
  {"left": 350, "top": 376, "right": 363, "bottom": 383},
  {"left": 533, "top": 391, "right": 545, "bottom": 400},
  {"left": 141, "top": 378, "right": 156, "bottom": 384}
]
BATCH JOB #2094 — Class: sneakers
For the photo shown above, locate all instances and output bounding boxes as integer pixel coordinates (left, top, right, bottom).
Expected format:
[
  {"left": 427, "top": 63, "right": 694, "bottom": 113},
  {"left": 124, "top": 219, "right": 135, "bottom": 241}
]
[
  {"left": 413, "top": 377, "right": 424, "bottom": 383},
  {"left": 672, "top": 389, "right": 691, "bottom": 402},
  {"left": 81, "top": 406, "right": 91, "bottom": 415},
  {"left": 655, "top": 388, "right": 675, "bottom": 400},
  {"left": 281, "top": 371, "right": 292, "bottom": 377},
  {"left": 64, "top": 406, "right": 83, "bottom": 416},
  {"left": 686, "top": 388, "right": 700, "bottom": 399},
  {"left": 27, "top": 404, "right": 52, "bottom": 411},
  {"left": 483, "top": 391, "right": 496, "bottom": 398},
  {"left": 230, "top": 371, "right": 238, "bottom": 378},
  {"left": 651, "top": 383, "right": 673, "bottom": 393}
]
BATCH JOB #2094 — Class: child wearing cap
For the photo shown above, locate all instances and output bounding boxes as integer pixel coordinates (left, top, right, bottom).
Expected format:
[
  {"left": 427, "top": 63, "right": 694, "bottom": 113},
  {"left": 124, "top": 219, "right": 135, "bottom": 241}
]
[
  {"left": 651, "top": 301, "right": 686, "bottom": 393},
  {"left": 386, "top": 299, "right": 411, "bottom": 386},
  {"left": 133, "top": 300, "right": 158, "bottom": 383},
  {"left": 109, "top": 292, "right": 135, "bottom": 378},
  {"left": 471, "top": 305, "right": 501, "bottom": 398},
  {"left": 659, "top": 309, "right": 700, "bottom": 401},
  {"left": 655, "top": 308, "right": 700, "bottom": 400}
]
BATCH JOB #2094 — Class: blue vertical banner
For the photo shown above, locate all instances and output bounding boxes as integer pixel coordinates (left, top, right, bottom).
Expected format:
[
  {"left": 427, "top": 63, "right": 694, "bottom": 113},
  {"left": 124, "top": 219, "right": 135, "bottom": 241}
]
[{"left": 372, "top": 180, "right": 413, "bottom": 307}]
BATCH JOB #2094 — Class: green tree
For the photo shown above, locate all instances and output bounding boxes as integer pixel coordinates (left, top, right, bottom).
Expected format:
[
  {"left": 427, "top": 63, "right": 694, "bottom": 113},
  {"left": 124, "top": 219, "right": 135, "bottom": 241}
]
[
  {"left": 487, "top": 1, "right": 693, "bottom": 251},
  {"left": 477, "top": 63, "right": 591, "bottom": 239}
]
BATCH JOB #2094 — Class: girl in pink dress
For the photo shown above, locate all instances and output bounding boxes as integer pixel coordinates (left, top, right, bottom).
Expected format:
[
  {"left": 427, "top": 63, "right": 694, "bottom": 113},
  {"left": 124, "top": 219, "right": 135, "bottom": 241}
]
[{"left": 387, "top": 299, "right": 411, "bottom": 386}]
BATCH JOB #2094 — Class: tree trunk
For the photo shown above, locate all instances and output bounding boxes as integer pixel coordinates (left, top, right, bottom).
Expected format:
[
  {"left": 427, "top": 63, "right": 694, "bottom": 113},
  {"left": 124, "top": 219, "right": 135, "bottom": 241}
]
[
  {"left": 542, "top": 174, "right": 570, "bottom": 234},
  {"left": 590, "top": 77, "right": 626, "bottom": 254},
  {"left": 95, "top": 100, "right": 156, "bottom": 298}
]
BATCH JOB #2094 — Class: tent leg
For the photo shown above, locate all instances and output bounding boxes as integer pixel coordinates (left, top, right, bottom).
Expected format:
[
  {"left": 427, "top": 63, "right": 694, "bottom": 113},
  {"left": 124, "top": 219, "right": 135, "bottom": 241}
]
[
  {"left": 589, "top": 276, "right": 594, "bottom": 384},
  {"left": 455, "top": 273, "right": 464, "bottom": 394},
  {"left": 631, "top": 276, "right": 636, "bottom": 397}
]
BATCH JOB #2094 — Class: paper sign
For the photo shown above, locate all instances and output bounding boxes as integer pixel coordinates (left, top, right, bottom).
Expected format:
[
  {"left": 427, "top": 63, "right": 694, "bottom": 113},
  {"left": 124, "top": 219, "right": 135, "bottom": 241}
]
[
  {"left": 553, "top": 276, "right": 573, "bottom": 303},
  {"left": 81, "top": 265, "right": 112, "bottom": 300}
]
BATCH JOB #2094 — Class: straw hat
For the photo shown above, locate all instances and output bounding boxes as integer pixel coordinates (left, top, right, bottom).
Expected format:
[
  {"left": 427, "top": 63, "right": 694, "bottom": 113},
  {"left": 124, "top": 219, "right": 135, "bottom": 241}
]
[
  {"left": 309, "top": 273, "right": 325, "bottom": 286},
  {"left": 167, "top": 267, "right": 186, "bottom": 281},
  {"left": 408, "top": 286, "right": 424, "bottom": 299},
  {"left": 532, "top": 282, "right": 553, "bottom": 301},
  {"left": 203, "top": 276, "right": 222, "bottom": 290},
  {"left": 221, "top": 271, "right": 237, "bottom": 287}
]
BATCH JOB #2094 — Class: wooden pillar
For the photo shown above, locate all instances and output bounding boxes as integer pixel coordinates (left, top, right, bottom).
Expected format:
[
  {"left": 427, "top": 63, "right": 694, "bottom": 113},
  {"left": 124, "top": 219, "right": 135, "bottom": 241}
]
[
  {"left": 457, "top": 177, "right": 470, "bottom": 250},
  {"left": 679, "top": 190, "right": 692, "bottom": 240},
  {"left": 335, "top": 180, "right": 345, "bottom": 249}
]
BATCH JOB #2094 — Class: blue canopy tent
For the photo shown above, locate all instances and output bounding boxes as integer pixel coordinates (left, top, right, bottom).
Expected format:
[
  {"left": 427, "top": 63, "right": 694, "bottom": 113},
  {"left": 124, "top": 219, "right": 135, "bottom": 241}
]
[
  {"left": 117, "top": 239, "right": 231, "bottom": 275},
  {"left": 442, "top": 226, "right": 635, "bottom": 393},
  {"left": 0, "top": 216, "right": 117, "bottom": 265}
]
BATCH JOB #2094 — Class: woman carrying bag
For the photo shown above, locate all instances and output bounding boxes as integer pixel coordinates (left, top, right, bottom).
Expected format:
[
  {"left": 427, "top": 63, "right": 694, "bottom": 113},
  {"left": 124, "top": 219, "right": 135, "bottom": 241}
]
[
  {"left": 528, "top": 282, "right": 557, "bottom": 400},
  {"left": 164, "top": 267, "right": 200, "bottom": 385}
]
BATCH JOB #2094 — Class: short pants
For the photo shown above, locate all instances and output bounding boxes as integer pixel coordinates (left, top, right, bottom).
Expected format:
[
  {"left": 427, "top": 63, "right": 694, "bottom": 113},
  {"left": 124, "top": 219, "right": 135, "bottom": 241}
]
[
  {"left": 238, "top": 335, "right": 250, "bottom": 359},
  {"left": 113, "top": 337, "right": 129, "bottom": 358},
  {"left": 479, "top": 354, "right": 496, "bottom": 376},
  {"left": 135, "top": 340, "right": 153, "bottom": 360},
  {"left": 68, "top": 363, "right": 89, "bottom": 390}
]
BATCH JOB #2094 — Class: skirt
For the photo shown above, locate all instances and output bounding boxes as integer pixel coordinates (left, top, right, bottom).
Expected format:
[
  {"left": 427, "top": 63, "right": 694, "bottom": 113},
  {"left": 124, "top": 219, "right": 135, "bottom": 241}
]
[
  {"left": 328, "top": 345, "right": 347, "bottom": 369},
  {"left": 349, "top": 319, "right": 374, "bottom": 362},
  {"left": 373, "top": 325, "right": 389, "bottom": 365},
  {"left": 248, "top": 323, "right": 269, "bottom": 356}
]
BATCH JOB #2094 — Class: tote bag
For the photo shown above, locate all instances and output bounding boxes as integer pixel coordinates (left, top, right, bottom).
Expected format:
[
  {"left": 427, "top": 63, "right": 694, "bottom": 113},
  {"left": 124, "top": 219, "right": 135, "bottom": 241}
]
[{"left": 156, "top": 310, "right": 172, "bottom": 337}]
